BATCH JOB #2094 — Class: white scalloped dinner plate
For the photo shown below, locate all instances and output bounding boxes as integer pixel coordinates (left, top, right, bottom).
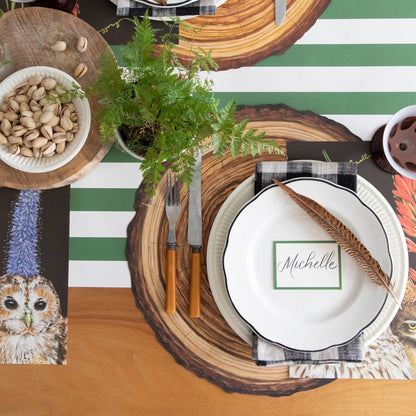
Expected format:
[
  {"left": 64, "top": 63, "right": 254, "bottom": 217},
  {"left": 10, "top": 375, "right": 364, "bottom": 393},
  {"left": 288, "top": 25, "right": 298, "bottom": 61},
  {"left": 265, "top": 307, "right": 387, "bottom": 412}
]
[
  {"left": 207, "top": 176, "right": 408, "bottom": 351},
  {"left": 0, "top": 66, "right": 91, "bottom": 173}
]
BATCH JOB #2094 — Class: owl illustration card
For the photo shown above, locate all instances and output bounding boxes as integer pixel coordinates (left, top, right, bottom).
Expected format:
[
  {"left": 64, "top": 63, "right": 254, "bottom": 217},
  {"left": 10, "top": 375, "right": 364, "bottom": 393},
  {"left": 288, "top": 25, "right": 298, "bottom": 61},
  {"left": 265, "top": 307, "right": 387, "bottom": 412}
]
[{"left": 0, "top": 186, "right": 69, "bottom": 365}]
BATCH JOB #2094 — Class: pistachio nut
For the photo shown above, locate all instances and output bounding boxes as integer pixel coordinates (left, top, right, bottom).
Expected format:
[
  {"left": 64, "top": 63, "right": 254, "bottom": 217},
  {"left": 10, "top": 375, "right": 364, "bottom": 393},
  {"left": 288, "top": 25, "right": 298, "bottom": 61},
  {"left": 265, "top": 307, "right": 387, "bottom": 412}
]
[
  {"left": 56, "top": 141, "right": 66, "bottom": 154},
  {"left": 74, "top": 63, "right": 88, "bottom": 78},
  {"left": 20, "top": 146, "right": 33, "bottom": 158},
  {"left": 41, "top": 78, "right": 57, "bottom": 90},
  {"left": 39, "top": 111, "right": 55, "bottom": 124},
  {"left": 31, "top": 87, "right": 46, "bottom": 101},
  {"left": 32, "top": 137, "right": 48, "bottom": 149},
  {"left": 1, "top": 118, "right": 11, "bottom": 136},
  {"left": 20, "top": 117, "right": 36, "bottom": 129},
  {"left": 60, "top": 117, "right": 73, "bottom": 131},
  {"left": 28, "top": 74, "right": 43, "bottom": 86},
  {"left": 8, "top": 135, "right": 23, "bottom": 145},
  {"left": 77, "top": 36, "right": 88, "bottom": 52},
  {"left": 50, "top": 41, "right": 67, "bottom": 52}
]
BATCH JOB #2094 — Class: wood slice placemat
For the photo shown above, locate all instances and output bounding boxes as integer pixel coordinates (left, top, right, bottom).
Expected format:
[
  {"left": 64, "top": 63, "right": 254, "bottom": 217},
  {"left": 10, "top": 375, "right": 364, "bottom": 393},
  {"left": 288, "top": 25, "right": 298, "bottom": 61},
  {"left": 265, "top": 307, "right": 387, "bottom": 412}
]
[
  {"left": 126, "top": 104, "right": 360, "bottom": 396},
  {"left": 174, "top": 0, "right": 331, "bottom": 70},
  {"left": 0, "top": 8, "right": 111, "bottom": 190}
]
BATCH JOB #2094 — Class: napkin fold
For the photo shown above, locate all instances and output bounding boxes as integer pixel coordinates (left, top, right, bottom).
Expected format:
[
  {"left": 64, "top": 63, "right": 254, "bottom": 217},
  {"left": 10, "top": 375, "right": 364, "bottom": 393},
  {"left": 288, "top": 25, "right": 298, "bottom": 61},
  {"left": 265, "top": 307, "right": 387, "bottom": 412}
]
[
  {"left": 117, "top": 0, "right": 216, "bottom": 17},
  {"left": 252, "top": 160, "right": 364, "bottom": 366}
]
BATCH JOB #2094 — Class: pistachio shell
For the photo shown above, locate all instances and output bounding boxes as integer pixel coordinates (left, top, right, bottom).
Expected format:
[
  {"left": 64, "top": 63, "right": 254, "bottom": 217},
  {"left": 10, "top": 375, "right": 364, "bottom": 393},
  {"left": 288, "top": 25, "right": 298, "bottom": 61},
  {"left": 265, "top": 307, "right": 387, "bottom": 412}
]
[
  {"left": 42, "top": 151, "right": 55, "bottom": 158},
  {"left": 41, "top": 78, "right": 57, "bottom": 90},
  {"left": 70, "top": 123, "right": 80, "bottom": 133},
  {"left": 56, "top": 140, "right": 66, "bottom": 154},
  {"left": 8, "top": 135, "right": 23, "bottom": 145},
  {"left": 39, "top": 98, "right": 48, "bottom": 107},
  {"left": 15, "top": 82, "right": 30, "bottom": 95},
  {"left": 29, "top": 74, "right": 43, "bottom": 86},
  {"left": 23, "top": 130, "right": 40, "bottom": 141},
  {"left": 31, "top": 137, "right": 48, "bottom": 149},
  {"left": 46, "top": 115, "right": 60, "bottom": 127},
  {"left": 40, "top": 125, "right": 53, "bottom": 141},
  {"left": 70, "top": 112, "right": 79, "bottom": 122},
  {"left": 20, "top": 147, "right": 33, "bottom": 158},
  {"left": 33, "top": 147, "right": 41, "bottom": 158},
  {"left": 23, "top": 137, "right": 34, "bottom": 148},
  {"left": 1, "top": 118, "right": 11, "bottom": 135},
  {"left": 4, "top": 112, "right": 18, "bottom": 122},
  {"left": 27, "top": 85, "right": 38, "bottom": 99},
  {"left": 10, "top": 143, "right": 20, "bottom": 155},
  {"left": 42, "top": 142, "right": 56, "bottom": 155},
  {"left": 21, "top": 110, "right": 34, "bottom": 118},
  {"left": 50, "top": 41, "right": 67, "bottom": 52},
  {"left": 77, "top": 36, "right": 88, "bottom": 52},
  {"left": 31, "top": 87, "right": 46, "bottom": 101},
  {"left": 74, "top": 63, "right": 88, "bottom": 78},
  {"left": 19, "top": 102, "right": 30, "bottom": 113},
  {"left": 42, "top": 103, "right": 57, "bottom": 114},
  {"left": 60, "top": 117, "right": 73, "bottom": 131},
  {"left": 29, "top": 100, "right": 42, "bottom": 112},
  {"left": 7, "top": 99, "right": 19, "bottom": 113},
  {"left": 10, "top": 125, "right": 27, "bottom": 137},
  {"left": 39, "top": 111, "right": 55, "bottom": 124},
  {"left": 20, "top": 117, "right": 36, "bottom": 129},
  {"left": 15, "top": 94, "right": 29, "bottom": 104}
]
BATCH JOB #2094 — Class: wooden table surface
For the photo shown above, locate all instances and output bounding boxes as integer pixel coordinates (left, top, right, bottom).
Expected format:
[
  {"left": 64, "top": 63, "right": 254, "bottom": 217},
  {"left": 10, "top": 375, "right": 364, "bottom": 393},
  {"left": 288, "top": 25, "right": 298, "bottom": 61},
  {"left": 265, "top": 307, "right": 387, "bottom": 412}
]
[{"left": 0, "top": 287, "right": 412, "bottom": 416}]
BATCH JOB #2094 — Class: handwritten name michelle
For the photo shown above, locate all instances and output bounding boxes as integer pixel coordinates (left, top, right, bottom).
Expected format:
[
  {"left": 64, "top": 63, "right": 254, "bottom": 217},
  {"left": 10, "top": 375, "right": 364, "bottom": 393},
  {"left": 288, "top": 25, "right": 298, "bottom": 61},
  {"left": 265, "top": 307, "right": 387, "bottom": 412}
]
[{"left": 277, "top": 250, "right": 338, "bottom": 278}]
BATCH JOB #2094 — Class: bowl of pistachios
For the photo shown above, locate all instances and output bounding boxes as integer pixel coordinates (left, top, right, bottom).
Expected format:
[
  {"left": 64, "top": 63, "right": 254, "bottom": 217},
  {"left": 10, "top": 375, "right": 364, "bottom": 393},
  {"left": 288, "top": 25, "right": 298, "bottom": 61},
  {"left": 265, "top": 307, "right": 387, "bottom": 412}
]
[{"left": 0, "top": 66, "right": 91, "bottom": 173}]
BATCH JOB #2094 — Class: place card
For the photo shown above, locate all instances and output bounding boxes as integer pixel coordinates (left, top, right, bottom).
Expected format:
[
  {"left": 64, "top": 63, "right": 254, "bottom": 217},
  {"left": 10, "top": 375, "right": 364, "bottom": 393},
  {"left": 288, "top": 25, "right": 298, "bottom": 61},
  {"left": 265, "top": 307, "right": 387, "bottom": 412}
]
[{"left": 273, "top": 240, "right": 342, "bottom": 290}]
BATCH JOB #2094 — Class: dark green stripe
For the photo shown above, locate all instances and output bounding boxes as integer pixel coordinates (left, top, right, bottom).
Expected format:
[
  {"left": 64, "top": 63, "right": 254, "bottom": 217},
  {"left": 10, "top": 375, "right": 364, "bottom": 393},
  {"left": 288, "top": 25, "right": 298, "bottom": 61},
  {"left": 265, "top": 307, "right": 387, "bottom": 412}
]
[
  {"left": 69, "top": 238, "right": 126, "bottom": 261},
  {"left": 101, "top": 145, "right": 140, "bottom": 163},
  {"left": 70, "top": 189, "right": 136, "bottom": 211},
  {"left": 255, "top": 45, "right": 416, "bottom": 67},
  {"left": 217, "top": 92, "right": 416, "bottom": 115},
  {"left": 321, "top": 0, "right": 416, "bottom": 18}
]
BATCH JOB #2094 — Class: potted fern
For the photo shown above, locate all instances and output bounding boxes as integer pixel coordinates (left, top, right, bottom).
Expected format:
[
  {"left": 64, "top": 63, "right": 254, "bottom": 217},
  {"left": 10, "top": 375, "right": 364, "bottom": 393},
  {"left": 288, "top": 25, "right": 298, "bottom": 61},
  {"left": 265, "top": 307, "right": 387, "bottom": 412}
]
[{"left": 90, "top": 14, "right": 282, "bottom": 194}]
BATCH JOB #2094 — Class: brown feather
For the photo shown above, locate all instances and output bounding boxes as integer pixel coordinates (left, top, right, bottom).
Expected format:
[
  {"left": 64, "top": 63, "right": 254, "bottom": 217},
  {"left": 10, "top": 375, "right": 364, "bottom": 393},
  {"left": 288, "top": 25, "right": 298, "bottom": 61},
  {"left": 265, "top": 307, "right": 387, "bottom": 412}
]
[{"left": 272, "top": 179, "right": 400, "bottom": 306}]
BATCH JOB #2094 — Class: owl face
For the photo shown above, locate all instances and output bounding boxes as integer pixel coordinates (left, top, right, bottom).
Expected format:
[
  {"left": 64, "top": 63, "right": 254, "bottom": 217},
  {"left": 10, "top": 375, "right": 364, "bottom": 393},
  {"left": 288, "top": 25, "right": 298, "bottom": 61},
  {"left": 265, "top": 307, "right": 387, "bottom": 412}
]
[
  {"left": 391, "top": 301, "right": 416, "bottom": 346},
  {"left": 0, "top": 274, "right": 61, "bottom": 336}
]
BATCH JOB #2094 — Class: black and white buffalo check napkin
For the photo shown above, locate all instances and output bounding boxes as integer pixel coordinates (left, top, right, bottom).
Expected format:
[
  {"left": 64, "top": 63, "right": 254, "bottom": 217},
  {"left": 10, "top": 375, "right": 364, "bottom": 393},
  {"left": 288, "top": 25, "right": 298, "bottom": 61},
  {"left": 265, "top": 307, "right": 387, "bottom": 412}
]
[
  {"left": 252, "top": 160, "right": 365, "bottom": 366},
  {"left": 117, "top": 0, "right": 216, "bottom": 17}
]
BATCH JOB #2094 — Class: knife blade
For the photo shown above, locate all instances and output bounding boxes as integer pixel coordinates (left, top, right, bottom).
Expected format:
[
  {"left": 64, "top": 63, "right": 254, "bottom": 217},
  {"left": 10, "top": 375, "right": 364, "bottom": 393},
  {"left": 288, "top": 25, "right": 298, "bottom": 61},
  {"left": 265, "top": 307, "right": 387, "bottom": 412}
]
[
  {"left": 187, "top": 150, "right": 202, "bottom": 317},
  {"left": 275, "top": 0, "right": 286, "bottom": 25}
]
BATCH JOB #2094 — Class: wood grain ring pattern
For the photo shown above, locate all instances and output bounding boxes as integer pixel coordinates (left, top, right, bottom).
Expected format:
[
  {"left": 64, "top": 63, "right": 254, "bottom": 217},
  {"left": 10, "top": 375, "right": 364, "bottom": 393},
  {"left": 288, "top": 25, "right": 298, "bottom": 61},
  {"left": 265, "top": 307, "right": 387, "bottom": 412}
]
[
  {"left": 171, "top": 0, "right": 331, "bottom": 70},
  {"left": 0, "top": 8, "right": 111, "bottom": 190},
  {"left": 126, "top": 104, "right": 360, "bottom": 396}
]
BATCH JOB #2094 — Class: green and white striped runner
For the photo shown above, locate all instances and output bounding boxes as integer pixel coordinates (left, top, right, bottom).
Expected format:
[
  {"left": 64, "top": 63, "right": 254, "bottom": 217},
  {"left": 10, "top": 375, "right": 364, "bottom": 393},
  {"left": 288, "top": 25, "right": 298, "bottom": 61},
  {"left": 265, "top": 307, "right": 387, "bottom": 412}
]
[{"left": 69, "top": 0, "right": 416, "bottom": 287}]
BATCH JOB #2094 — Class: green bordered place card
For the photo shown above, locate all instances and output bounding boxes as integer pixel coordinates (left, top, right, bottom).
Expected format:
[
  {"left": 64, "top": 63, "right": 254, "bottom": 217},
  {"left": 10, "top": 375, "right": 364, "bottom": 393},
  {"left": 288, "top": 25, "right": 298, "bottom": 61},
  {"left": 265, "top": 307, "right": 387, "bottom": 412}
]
[{"left": 273, "top": 240, "right": 342, "bottom": 290}]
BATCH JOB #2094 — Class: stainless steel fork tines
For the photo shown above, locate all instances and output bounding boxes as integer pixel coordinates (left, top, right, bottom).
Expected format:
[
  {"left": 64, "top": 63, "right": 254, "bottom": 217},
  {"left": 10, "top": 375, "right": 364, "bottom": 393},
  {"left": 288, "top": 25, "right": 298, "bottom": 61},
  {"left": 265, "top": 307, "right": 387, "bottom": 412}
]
[{"left": 165, "top": 173, "right": 181, "bottom": 314}]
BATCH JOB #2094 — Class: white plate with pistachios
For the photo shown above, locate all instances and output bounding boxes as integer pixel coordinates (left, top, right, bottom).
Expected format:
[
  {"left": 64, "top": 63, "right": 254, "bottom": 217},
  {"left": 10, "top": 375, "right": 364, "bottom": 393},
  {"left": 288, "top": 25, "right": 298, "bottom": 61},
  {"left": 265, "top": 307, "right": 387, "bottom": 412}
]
[{"left": 0, "top": 66, "right": 91, "bottom": 173}]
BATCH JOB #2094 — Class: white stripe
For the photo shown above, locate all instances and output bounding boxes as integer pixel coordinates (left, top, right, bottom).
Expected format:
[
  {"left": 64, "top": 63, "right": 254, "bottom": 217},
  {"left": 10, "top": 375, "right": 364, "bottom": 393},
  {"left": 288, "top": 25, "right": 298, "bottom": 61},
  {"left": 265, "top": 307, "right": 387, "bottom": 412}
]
[
  {"left": 69, "top": 261, "right": 131, "bottom": 287},
  {"left": 205, "top": 66, "right": 416, "bottom": 92},
  {"left": 72, "top": 163, "right": 143, "bottom": 189},
  {"left": 322, "top": 114, "right": 391, "bottom": 140},
  {"left": 297, "top": 19, "right": 416, "bottom": 45},
  {"left": 70, "top": 211, "right": 135, "bottom": 237}
]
